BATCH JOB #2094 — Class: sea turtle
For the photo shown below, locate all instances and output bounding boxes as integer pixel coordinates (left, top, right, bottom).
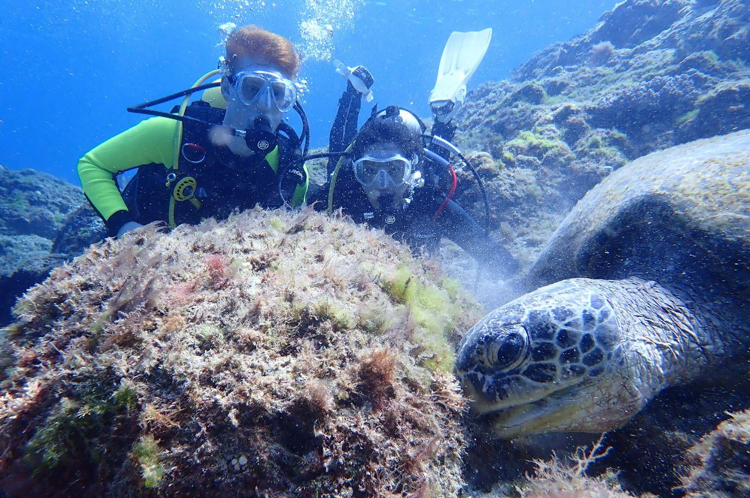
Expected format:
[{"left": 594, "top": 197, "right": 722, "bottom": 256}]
[{"left": 455, "top": 130, "right": 750, "bottom": 438}]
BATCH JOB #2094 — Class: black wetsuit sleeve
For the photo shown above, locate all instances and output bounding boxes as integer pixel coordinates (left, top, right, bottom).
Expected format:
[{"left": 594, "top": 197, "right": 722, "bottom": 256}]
[
  {"left": 436, "top": 200, "right": 519, "bottom": 277},
  {"left": 432, "top": 120, "right": 456, "bottom": 142},
  {"left": 430, "top": 120, "right": 457, "bottom": 161},
  {"left": 101, "top": 207, "right": 135, "bottom": 238},
  {"left": 328, "top": 85, "right": 362, "bottom": 176}
]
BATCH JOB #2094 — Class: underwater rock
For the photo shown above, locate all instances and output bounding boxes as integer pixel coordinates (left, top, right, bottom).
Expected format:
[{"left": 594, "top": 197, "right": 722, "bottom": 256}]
[
  {"left": 588, "top": 74, "right": 700, "bottom": 132},
  {"left": 0, "top": 209, "right": 483, "bottom": 497},
  {"left": 51, "top": 203, "right": 108, "bottom": 257},
  {"left": 0, "top": 250, "right": 66, "bottom": 326},
  {"left": 509, "top": 82, "right": 547, "bottom": 105},
  {"left": 0, "top": 234, "right": 52, "bottom": 277},
  {"left": 0, "top": 167, "right": 82, "bottom": 240},
  {"left": 449, "top": 0, "right": 749, "bottom": 274},
  {"left": 679, "top": 408, "right": 750, "bottom": 497},
  {"left": 0, "top": 167, "right": 105, "bottom": 326},
  {"left": 590, "top": 0, "right": 690, "bottom": 49},
  {"left": 677, "top": 80, "right": 750, "bottom": 142}
]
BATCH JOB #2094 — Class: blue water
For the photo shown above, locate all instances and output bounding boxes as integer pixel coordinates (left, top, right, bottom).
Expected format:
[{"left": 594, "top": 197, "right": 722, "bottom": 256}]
[{"left": 0, "top": 0, "right": 615, "bottom": 186}]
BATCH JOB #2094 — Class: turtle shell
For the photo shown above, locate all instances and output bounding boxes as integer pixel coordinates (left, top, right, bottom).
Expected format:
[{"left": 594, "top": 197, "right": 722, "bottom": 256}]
[{"left": 529, "top": 130, "right": 750, "bottom": 302}]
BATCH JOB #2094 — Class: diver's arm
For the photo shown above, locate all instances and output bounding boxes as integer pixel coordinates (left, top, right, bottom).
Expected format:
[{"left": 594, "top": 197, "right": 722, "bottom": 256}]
[
  {"left": 328, "top": 66, "right": 374, "bottom": 176},
  {"left": 437, "top": 200, "right": 519, "bottom": 277},
  {"left": 431, "top": 120, "right": 457, "bottom": 143},
  {"left": 428, "top": 119, "right": 457, "bottom": 163},
  {"left": 77, "top": 117, "right": 177, "bottom": 236},
  {"left": 328, "top": 88, "right": 361, "bottom": 164}
]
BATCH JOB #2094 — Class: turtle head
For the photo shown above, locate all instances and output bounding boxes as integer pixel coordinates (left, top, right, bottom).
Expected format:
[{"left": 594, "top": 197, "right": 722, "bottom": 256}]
[{"left": 456, "top": 279, "right": 629, "bottom": 438}]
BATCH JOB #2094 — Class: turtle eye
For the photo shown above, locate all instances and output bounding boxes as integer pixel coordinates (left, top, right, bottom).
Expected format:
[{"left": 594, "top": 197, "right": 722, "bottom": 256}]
[{"left": 485, "top": 331, "right": 527, "bottom": 371}]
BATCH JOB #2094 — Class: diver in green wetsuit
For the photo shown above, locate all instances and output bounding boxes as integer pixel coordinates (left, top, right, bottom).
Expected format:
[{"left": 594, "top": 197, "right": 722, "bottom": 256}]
[{"left": 78, "top": 25, "right": 310, "bottom": 238}]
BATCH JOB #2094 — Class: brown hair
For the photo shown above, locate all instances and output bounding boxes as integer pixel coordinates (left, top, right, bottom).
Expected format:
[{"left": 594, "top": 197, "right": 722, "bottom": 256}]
[
  {"left": 353, "top": 118, "right": 423, "bottom": 159},
  {"left": 225, "top": 25, "right": 300, "bottom": 79}
]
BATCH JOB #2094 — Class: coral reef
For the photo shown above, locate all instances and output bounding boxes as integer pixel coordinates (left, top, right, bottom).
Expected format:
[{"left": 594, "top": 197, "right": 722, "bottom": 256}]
[{"left": 0, "top": 208, "right": 483, "bottom": 497}]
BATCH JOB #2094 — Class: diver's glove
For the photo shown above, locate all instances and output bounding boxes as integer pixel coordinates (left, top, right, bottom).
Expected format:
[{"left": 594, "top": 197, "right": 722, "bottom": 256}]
[
  {"left": 334, "top": 61, "right": 374, "bottom": 101},
  {"left": 116, "top": 221, "right": 145, "bottom": 238},
  {"left": 348, "top": 66, "right": 374, "bottom": 95}
]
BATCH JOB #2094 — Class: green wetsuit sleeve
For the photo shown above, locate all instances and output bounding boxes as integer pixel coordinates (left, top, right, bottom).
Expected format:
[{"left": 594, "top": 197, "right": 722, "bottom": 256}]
[
  {"left": 290, "top": 163, "right": 309, "bottom": 207},
  {"left": 77, "top": 117, "right": 178, "bottom": 221}
]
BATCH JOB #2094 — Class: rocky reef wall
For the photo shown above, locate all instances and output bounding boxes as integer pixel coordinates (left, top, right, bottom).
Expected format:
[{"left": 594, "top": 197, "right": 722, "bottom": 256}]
[
  {"left": 450, "top": 0, "right": 749, "bottom": 270},
  {"left": 0, "top": 166, "right": 105, "bottom": 326}
]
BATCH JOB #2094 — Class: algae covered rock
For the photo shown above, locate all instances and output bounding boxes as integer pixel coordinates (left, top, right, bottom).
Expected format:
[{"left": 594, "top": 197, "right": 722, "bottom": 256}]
[
  {"left": 0, "top": 208, "right": 482, "bottom": 497},
  {"left": 0, "top": 167, "right": 82, "bottom": 240},
  {"left": 679, "top": 409, "right": 750, "bottom": 497},
  {"left": 0, "top": 166, "right": 106, "bottom": 326},
  {"left": 448, "top": 0, "right": 749, "bottom": 275}
]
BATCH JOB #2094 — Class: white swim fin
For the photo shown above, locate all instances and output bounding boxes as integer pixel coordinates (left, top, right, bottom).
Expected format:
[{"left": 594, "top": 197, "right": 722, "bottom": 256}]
[{"left": 429, "top": 28, "right": 492, "bottom": 123}]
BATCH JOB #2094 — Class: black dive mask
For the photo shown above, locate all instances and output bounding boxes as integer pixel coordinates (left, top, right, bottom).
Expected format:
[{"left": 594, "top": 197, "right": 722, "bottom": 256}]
[{"left": 243, "top": 115, "right": 278, "bottom": 155}]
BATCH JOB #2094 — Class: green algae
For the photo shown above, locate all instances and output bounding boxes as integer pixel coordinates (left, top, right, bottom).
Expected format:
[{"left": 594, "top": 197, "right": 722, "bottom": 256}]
[
  {"left": 311, "top": 297, "right": 357, "bottom": 330},
  {"left": 5, "top": 191, "right": 30, "bottom": 211},
  {"left": 132, "top": 434, "right": 166, "bottom": 488},
  {"left": 24, "top": 398, "right": 84, "bottom": 471},
  {"left": 269, "top": 217, "right": 285, "bottom": 231},
  {"left": 113, "top": 380, "right": 139, "bottom": 412},
  {"left": 26, "top": 397, "right": 109, "bottom": 471},
  {"left": 23, "top": 379, "right": 138, "bottom": 474},
  {"left": 381, "top": 265, "right": 466, "bottom": 372},
  {"left": 676, "top": 109, "right": 700, "bottom": 124},
  {"left": 507, "top": 131, "right": 566, "bottom": 157}
]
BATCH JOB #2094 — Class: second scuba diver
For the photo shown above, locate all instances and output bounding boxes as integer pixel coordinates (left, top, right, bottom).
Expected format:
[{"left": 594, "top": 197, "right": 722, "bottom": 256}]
[
  {"left": 318, "top": 31, "right": 519, "bottom": 278},
  {"left": 78, "top": 25, "right": 310, "bottom": 238}
]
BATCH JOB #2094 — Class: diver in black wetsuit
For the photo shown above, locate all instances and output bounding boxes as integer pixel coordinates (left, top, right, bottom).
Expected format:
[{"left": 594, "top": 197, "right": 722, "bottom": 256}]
[{"left": 320, "top": 65, "right": 519, "bottom": 278}]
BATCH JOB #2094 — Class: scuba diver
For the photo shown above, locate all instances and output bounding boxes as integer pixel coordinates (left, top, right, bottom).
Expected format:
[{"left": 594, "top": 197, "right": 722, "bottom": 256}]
[
  {"left": 317, "top": 29, "right": 519, "bottom": 278},
  {"left": 78, "top": 25, "right": 310, "bottom": 238}
]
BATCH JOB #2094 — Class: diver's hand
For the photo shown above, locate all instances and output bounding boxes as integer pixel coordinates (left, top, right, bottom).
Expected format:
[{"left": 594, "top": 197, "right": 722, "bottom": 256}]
[
  {"left": 334, "top": 60, "right": 374, "bottom": 101},
  {"left": 346, "top": 66, "right": 374, "bottom": 95},
  {"left": 117, "top": 221, "right": 145, "bottom": 238}
]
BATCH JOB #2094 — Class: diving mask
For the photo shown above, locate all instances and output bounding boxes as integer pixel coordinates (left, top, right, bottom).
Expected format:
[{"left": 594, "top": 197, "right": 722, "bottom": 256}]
[
  {"left": 353, "top": 150, "right": 415, "bottom": 190},
  {"left": 228, "top": 69, "right": 297, "bottom": 112}
]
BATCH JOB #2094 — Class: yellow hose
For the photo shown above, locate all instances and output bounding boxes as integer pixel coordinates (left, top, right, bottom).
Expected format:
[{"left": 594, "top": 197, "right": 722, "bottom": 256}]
[
  {"left": 327, "top": 143, "right": 355, "bottom": 215},
  {"left": 169, "top": 69, "right": 220, "bottom": 228},
  {"left": 172, "top": 69, "right": 221, "bottom": 171}
]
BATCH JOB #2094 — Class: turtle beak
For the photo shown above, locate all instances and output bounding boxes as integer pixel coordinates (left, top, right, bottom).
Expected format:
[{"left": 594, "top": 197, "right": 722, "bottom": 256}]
[
  {"left": 491, "top": 396, "right": 575, "bottom": 438},
  {"left": 489, "top": 379, "right": 646, "bottom": 438}
]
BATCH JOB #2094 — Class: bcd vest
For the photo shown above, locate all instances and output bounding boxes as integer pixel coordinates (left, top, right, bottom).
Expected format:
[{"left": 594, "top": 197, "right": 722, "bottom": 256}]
[{"left": 121, "top": 101, "right": 301, "bottom": 228}]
